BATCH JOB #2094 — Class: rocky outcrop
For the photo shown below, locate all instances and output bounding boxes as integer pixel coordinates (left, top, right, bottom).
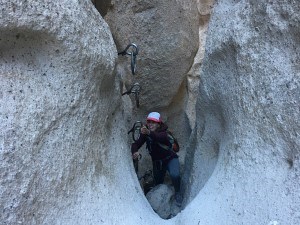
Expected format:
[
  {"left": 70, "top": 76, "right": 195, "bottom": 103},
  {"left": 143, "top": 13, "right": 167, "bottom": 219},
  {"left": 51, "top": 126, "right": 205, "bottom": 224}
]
[
  {"left": 102, "top": 0, "right": 201, "bottom": 195},
  {"left": 1, "top": 0, "right": 299, "bottom": 224},
  {"left": 0, "top": 0, "right": 121, "bottom": 224},
  {"left": 104, "top": 0, "right": 199, "bottom": 110},
  {"left": 181, "top": 0, "right": 300, "bottom": 224},
  {"left": 186, "top": 0, "right": 215, "bottom": 129}
]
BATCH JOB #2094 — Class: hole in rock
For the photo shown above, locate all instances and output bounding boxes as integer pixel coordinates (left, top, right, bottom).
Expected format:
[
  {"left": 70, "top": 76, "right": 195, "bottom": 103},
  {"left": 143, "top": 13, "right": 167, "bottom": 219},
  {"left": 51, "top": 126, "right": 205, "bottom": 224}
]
[{"left": 91, "top": 0, "right": 113, "bottom": 17}]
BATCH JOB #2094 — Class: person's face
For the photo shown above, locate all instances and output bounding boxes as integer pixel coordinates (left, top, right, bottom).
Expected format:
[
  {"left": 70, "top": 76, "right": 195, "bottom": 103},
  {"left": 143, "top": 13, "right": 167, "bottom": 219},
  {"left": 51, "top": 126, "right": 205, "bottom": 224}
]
[{"left": 147, "top": 120, "right": 160, "bottom": 132}]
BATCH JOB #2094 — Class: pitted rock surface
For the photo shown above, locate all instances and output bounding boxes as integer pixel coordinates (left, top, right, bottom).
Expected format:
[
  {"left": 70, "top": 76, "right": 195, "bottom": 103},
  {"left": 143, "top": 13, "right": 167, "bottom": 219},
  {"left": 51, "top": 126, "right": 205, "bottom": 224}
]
[
  {"left": 181, "top": 1, "right": 300, "bottom": 224},
  {"left": 104, "top": 0, "right": 199, "bottom": 110},
  {"left": 1, "top": 0, "right": 299, "bottom": 225}
]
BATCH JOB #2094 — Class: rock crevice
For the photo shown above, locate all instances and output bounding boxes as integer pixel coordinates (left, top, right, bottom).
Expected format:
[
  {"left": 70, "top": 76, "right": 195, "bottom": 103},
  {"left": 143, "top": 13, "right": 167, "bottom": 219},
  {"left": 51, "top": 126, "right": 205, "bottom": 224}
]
[{"left": 1, "top": 0, "right": 299, "bottom": 224}]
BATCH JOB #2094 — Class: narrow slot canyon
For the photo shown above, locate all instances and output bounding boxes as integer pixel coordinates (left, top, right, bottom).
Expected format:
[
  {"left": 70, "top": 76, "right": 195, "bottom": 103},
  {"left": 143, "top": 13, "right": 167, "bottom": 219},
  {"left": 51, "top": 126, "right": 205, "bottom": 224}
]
[{"left": 0, "top": 0, "right": 299, "bottom": 225}]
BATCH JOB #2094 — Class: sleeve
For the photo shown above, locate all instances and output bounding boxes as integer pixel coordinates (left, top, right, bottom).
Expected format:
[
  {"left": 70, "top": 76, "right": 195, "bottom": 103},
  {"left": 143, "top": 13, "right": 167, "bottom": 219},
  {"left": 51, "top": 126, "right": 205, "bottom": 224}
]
[{"left": 131, "top": 133, "right": 147, "bottom": 154}]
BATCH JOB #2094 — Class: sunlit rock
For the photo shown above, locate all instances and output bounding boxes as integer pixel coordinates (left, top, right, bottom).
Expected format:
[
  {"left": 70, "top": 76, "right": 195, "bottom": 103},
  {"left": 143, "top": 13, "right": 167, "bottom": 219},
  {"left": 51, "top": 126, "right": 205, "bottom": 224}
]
[{"left": 182, "top": 0, "right": 300, "bottom": 224}]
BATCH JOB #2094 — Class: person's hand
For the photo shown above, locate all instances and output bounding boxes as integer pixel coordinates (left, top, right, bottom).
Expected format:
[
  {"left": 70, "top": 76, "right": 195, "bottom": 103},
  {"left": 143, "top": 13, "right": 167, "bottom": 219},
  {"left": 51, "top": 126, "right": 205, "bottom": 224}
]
[
  {"left": 141, "top": 125, "right": 150, "bottom": 135},
  {"left": 132, "top": 152, "right": 140, "bottom": 160}
]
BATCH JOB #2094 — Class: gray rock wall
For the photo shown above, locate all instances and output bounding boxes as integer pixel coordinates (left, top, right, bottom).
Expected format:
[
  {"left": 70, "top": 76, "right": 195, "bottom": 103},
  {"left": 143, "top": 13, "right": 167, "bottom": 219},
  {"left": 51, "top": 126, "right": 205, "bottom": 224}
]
[
  {"left": 102, "top": 0, "right": 200, "bottom": 184},
  {"left": 104, "top": 0, "right": 199, "bottom": 110},
  {"left": 1, "top": 0, "right": 299, "bottom": 224},
  {"left": 182, "top": 0, "right": 300, "bottom": 224},
  {"left": 0, "top": 0, "right": 126, "bottom": 224}
]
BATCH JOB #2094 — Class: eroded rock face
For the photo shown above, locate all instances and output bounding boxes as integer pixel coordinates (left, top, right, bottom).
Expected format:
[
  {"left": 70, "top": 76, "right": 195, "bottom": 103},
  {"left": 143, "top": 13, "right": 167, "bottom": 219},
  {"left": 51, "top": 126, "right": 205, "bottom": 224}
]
[
  {"left": 0, "top": 0, "right": 121, "bottom": 224},
  {"left": 182, "top": 0, "right": 300, "bottom": 224},
  {"left": 104, "top": 0, "right": 199, "bottom": 110},
  {"left": 1, "top": 0, "right": 299, "bottom": 224},
  {"left": 100, "top": 0, "right": 202, "bottom": 198},
  {"left": 186, "top": 0, "right": 215, "bottom": 129}
]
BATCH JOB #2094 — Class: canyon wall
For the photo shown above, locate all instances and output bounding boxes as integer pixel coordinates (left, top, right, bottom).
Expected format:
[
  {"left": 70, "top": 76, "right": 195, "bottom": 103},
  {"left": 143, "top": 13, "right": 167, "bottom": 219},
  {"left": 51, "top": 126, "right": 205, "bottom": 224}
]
[
  {"left": 102, "top": 0, "right": 200, "bottom": 181},
  {"left": 0, "top": 0, "right": 299, "bottom": 224},
  {"left": 181, "top": 0, "right": 300, "bottom": 224},
  {"left": 0, "top": 0, "right": 145, "bottom": 224}
]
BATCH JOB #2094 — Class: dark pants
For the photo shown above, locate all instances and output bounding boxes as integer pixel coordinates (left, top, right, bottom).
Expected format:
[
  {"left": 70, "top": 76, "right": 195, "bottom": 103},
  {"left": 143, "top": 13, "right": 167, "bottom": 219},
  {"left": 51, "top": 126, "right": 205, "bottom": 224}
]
[{"left": 152, "top": 157, "right": 181, "bottom": 192}]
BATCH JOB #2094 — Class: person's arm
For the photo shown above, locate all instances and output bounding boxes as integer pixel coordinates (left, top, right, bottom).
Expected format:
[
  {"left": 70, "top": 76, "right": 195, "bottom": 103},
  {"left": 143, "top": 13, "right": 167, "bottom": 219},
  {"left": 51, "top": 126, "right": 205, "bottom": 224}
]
[{"left": 131, "top": 133, "right": 147, "bottom": 154}]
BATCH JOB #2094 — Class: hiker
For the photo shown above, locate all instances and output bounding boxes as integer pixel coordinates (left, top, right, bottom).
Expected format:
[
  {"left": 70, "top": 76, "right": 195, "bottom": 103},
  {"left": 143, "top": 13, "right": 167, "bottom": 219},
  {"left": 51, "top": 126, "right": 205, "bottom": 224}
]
[{"left": 131, "top": 112, "right": 182, "bottom": 205}]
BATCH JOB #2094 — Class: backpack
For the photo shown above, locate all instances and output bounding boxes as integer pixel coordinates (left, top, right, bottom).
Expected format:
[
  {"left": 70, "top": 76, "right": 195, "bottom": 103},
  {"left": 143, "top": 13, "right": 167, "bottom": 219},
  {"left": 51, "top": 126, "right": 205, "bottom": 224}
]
[{"left": 158, "top": 130, "right": 180, "bottom": 153}]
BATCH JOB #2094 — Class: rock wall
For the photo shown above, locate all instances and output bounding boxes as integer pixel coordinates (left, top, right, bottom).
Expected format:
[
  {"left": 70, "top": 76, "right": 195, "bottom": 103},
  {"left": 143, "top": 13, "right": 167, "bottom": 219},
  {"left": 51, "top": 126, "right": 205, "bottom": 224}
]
[
  {"left": 181, "top": 0, "right": 300, "bottom": 224},
  {"left": 104, "top": 0, "right": 199, "bottom": 109},
  {"left": 181, "top": 0, "right": 215, "bottom": 204},
  {"left": 0, "top": 0, "right": 146, "bottom": 224},
  {"left": 102, "top": 0, "right": 200, "bottom": 181},
  {"left": 1, "top": 0, "right": 299, "bottom": 224}
]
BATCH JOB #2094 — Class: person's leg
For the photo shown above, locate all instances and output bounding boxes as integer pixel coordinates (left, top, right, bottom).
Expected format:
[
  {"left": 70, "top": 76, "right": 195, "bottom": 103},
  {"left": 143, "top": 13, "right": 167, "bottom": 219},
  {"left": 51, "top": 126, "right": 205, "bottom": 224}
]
[
  {"left": 152, "top": 160, "right": 166, "bottom": 185},
  {"left": 166, "top": 158, "right": 181, "bottom": 192},
  {"left": 167, "top": 158, "right": 182, "bottom": 206}
]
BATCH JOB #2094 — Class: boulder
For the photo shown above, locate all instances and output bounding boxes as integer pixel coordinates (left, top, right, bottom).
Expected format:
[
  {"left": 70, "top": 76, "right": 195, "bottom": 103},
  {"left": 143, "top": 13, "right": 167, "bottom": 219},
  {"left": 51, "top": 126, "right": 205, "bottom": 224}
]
[
  {"left": 146, "top": 184, "right": 180, "bottom": 219},
  {"left": 104, "top": 0, "right": 199, "bottom": 110}
]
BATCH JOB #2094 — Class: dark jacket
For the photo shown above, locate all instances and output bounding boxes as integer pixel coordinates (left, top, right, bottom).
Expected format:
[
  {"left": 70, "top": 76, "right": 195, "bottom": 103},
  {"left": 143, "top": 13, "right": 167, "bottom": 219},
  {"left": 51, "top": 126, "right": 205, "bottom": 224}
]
[{"left": 131, "top": 123, "right": 178, "bottom": 162}]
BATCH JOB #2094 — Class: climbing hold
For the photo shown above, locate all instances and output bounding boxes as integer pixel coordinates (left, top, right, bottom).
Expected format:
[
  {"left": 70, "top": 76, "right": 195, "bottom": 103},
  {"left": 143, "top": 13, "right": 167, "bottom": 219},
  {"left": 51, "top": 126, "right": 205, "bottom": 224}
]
[
  {"left": 118, "top": 43, "right": 139, "bottom": 75},
  {"left": 122, "top": 82, "right": 141, "bottom": 108}
]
